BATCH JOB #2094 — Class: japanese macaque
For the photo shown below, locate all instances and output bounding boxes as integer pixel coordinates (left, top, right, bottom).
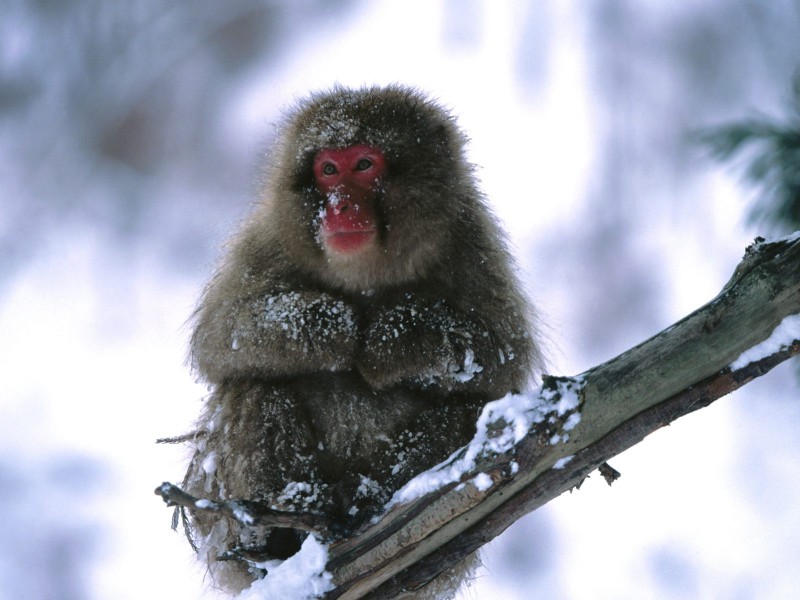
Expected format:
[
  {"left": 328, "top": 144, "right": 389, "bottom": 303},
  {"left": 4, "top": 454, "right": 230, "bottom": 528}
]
[{"left": 181, "top": 85, "right": 542, "bottom": 597}]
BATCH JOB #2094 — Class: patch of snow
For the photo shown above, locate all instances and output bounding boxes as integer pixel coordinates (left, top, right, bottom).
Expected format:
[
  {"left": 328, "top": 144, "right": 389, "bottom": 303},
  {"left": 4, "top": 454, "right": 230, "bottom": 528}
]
[
  {"left": 776, "top": 231, "right": 800, "bottom": 243},
  {"left": 563, "top": 412, "right": 581, "bottom": 431},
  {"left": 472, "top": 472, "right": 493, "bottom": 491},
  {"left": 231, "top": 502, "right": 255, "bottom": 526},
  {"left": 236, "top": 535, "right": 334, "bottom": 600},
  {"left": 386, "top": 377, "right": 584, "bottom": 508},
  {"left": 450, "top": 348, "right": 484, "bottom": 383},
  {"left": 356, "top": 475, "right": 382, "bottom": 498},
  {"left": 201, "top": 451, "right": 217, "bottom": 476},
  {"left": 281, "top": 481, "right": 313, "bottom": 500},
  {"left": 552, "top": 456, "right": 574, "bottom": 470},
  {"left": 730, "top": 314, "right": 800, "bottom": 370}
]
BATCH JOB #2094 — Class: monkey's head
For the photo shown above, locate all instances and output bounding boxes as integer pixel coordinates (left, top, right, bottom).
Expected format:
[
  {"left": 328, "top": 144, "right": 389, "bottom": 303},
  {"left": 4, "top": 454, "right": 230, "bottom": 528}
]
[{"left": 262, "top": 85, "right": 480, "bottom": 293}]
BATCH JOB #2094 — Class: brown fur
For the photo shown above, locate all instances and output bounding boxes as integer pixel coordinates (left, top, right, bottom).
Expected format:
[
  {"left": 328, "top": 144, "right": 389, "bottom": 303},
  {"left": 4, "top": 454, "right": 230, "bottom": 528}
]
[{"left": 181, "top": 85, "right": 542, "bottom": 597}]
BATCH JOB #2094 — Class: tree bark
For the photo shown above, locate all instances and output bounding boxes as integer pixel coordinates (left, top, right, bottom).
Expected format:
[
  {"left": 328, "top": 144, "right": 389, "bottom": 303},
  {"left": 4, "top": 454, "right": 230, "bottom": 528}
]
[{"left": 322, "top": 235, "right": 800, "bottom": 598}]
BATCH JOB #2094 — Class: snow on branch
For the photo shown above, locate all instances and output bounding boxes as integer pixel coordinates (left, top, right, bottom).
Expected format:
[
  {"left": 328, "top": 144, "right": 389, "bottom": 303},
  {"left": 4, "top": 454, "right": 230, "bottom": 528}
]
[{"left": 156, "top": 234, "right": 800, "bottom": 599}]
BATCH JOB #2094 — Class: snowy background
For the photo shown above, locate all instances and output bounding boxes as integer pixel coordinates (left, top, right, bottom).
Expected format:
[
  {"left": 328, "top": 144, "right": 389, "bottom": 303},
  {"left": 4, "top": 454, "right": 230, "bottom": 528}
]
[{"left": 2, "top": 1, "right": 800, "bottom": 599}]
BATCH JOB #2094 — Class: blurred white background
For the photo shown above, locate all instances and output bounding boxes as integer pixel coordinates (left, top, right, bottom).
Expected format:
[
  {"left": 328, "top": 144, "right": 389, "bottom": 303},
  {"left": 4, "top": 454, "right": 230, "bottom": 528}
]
[{"left": 2, "top": 1, "right": 800, "bottom": 598}]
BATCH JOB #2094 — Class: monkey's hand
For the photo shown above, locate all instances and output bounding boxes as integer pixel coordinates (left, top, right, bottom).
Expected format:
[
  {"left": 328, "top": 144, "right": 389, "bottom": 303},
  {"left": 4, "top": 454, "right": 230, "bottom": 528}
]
[
  {"left": 254, "top": 290, "right": 359, "bottom": 372},
  {"left": 194, "top": 290, "right": 359, "bottom": 382},
  {"left": 358, "top": 297, "right": 486, "bottom": 393}
]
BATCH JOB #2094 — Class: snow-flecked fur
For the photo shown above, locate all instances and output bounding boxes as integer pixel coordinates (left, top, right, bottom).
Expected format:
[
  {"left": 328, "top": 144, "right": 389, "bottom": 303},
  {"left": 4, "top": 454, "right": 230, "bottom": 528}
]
[{"left": 181, "top": 85, "right": 542, "bottom": 598}]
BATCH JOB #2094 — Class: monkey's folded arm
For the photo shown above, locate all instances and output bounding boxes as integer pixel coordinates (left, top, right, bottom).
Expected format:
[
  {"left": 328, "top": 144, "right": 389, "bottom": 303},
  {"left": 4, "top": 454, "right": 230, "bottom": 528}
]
[
  {"left": 192, "top": 289, "right": 360, "bottom": 383},
  {"left": 357, "top": 295, "right": 523, "bottom": 395}
]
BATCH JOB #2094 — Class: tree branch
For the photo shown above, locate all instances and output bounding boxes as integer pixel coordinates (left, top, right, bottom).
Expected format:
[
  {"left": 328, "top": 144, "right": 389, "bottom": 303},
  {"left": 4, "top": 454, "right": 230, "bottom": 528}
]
[
  {"left": 156, "top": 235, "right": 800, "bottom": 599},
  {"left": 322, "top": 235, "right": 800, "bottom": 598},
  {"left": 155, "top": 482, "right": 335, "bottom": 534}
]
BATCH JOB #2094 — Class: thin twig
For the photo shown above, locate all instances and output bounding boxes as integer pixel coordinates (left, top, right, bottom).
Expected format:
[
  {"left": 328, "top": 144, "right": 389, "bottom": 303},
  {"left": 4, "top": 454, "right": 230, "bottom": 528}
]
[{"left": 154, "top": 482, "right": 335, "bottom": 533}]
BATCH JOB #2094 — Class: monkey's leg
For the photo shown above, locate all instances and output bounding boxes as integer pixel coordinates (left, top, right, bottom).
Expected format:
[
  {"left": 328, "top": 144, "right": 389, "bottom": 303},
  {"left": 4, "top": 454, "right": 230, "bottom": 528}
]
[
  {"left": 381, "top": 395, "right": 488, "bottom": 495},
  {"left": 183, "top": 380, "right": 328, "bottom": 592}
]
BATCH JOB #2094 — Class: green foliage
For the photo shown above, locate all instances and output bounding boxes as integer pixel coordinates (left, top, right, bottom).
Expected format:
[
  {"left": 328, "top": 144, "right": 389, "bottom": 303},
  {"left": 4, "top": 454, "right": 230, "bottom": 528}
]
[{"left": 702, "top": 75, "right": 800, "bottom": 232}]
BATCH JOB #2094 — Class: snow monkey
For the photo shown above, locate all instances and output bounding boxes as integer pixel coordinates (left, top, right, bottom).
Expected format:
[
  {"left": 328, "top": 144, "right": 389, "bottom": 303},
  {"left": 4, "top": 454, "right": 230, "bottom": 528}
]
[{"left": 180, "top": 85, "right": 542, "bottom": 597}]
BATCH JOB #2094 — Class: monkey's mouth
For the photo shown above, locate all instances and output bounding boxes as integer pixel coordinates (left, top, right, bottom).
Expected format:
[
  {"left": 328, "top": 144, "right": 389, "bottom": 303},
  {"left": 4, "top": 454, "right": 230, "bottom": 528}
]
[{"left": 321, "top": 228, "right": 377, "bottom": 254}]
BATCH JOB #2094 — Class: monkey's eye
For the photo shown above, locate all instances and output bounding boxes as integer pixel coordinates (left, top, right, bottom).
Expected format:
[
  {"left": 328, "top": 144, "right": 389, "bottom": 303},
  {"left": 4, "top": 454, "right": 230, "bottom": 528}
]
[
  {"left": 355, "top": 158, "right": 373, "bottom": 171},
  {"left": 322, "top": 162, "right": 338, "bottom": 176}
]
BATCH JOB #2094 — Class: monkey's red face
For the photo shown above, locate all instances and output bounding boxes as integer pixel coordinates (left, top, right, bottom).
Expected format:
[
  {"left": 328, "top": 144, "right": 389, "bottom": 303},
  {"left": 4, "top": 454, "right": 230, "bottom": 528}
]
[{"left": 313, "top": 145, "right": 387, "bottom": 255}]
